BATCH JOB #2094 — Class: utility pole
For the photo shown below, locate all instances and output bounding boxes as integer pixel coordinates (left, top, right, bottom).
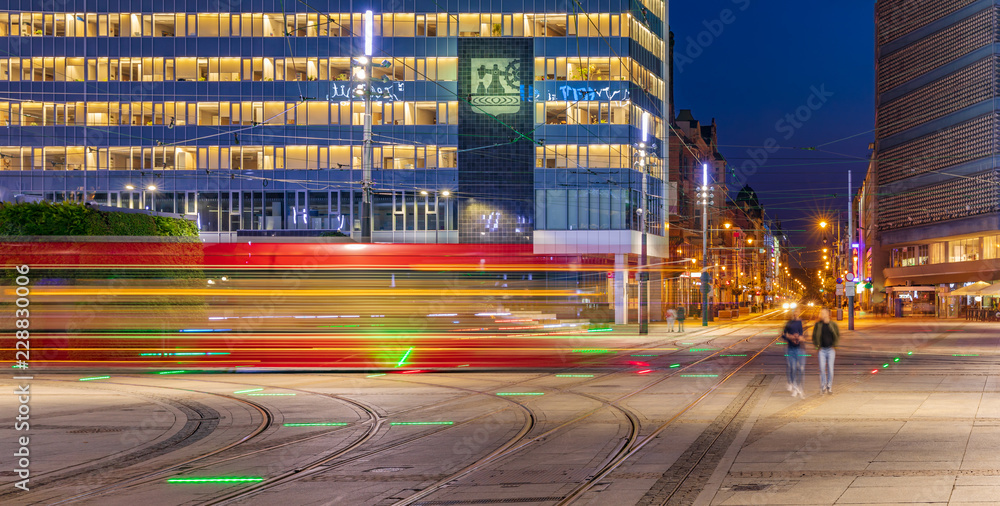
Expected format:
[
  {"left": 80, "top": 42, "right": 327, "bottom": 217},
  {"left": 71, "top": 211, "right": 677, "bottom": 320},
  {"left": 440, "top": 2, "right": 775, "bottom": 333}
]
[
  {"left": 636, "top": 112, "right": 653, "bottom": 335},
  {"left": 847, "top": 170, "right": 855, "bottom": 330},
  {"left": 358, "top": 10, "right": 374, "bottom": 243},
  {"left": 698, "top": 163, "right": 714, "bottom": 326}
]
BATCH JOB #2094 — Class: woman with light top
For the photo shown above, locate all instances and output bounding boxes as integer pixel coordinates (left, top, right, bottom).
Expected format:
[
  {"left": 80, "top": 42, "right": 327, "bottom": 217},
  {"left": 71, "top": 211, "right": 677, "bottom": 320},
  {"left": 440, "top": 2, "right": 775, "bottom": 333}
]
[{"left": 812, "top": 308, "right": 841, "bottom": 395}]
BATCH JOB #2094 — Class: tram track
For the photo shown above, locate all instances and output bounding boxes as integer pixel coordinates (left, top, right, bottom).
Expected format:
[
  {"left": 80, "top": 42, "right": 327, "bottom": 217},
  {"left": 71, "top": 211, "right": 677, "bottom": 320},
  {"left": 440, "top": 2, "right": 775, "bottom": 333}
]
[
  {"left": 0, "top": 379, "right": 274, "bottom": 505},
  {"left": 389, "top": 318, "right": 789, "bottom": 505},
  {"left": 38, "top": 372, "right": 549, "bottom": 504}
]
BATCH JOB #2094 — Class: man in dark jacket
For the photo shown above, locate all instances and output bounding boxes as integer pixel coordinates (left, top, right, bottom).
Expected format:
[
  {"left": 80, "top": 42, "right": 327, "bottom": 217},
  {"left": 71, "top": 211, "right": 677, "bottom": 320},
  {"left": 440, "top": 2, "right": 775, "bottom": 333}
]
[
  {"left": 783, "top": 307, "right": 805, "bottom": 398},
  {"left": 812, "top": 308, "right": 841, "bottom": 394},
  {"left": 676, "top": 306, "right": 686, "bottom": 332}
]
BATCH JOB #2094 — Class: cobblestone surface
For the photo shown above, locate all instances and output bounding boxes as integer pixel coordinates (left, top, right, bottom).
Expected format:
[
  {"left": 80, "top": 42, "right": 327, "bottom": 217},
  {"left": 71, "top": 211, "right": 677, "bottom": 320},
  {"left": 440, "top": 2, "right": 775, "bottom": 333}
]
[{"left": 636, "top": 374, "right": 770, "bottom": 506}]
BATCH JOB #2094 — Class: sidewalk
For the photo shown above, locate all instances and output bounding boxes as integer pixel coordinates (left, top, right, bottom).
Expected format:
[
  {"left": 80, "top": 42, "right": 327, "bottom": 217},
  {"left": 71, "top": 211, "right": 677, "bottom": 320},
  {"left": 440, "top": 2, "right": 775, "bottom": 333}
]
[{"left": 695, "top": 318, "right": 1000, "bottom": 505}]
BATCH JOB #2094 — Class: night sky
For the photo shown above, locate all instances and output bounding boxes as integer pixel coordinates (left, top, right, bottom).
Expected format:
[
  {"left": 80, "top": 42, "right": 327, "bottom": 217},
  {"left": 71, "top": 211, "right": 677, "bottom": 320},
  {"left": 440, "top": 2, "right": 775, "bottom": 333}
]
[{"left": 670, "top": 1, "right": 875, "bottom": 270}]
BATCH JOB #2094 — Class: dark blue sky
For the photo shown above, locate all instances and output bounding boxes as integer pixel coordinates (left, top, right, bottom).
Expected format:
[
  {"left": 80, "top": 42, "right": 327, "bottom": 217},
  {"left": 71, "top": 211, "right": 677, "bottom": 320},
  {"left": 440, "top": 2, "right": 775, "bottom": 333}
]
[{"left": 671, "top": 1, "right": 875, "bottom": 263}]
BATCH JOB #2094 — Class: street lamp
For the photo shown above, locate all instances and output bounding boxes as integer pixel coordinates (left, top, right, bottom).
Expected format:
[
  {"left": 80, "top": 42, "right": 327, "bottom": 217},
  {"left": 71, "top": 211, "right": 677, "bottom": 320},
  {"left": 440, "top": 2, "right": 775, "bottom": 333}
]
[
  {"left": 358, "top": 9, "right": 374, "bottom": 243},
  {"left": 634, "top": 112, "right": 654, "bottom": 335},
  {"left": 696, "top": 162, "right": 715, "bottom": 326},
  {"left": 146, "top": 185, "right": 157, "bottom": 210}
]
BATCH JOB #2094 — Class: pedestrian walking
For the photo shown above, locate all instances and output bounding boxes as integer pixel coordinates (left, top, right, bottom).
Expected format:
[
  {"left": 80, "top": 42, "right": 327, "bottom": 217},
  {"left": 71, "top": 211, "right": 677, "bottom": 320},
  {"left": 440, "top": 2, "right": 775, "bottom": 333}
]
[
  {"left": 666, "top": 308, "right": 677, "bottom": 332},
  {"left": 812, "top": 308, "right": 841, "bottom": 395},
  {"left": 783, "top": 307, "right": 805, "bottom": 398},
  {"left": 676, "top": 306, "right": 686, "bottom": 332}
]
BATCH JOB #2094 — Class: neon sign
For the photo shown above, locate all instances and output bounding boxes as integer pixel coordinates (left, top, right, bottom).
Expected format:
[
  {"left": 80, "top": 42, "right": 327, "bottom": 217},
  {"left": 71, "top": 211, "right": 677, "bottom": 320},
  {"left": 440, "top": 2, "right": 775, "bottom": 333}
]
[{"left": 327, "top": 82, "right": 405, "bottom": 102}]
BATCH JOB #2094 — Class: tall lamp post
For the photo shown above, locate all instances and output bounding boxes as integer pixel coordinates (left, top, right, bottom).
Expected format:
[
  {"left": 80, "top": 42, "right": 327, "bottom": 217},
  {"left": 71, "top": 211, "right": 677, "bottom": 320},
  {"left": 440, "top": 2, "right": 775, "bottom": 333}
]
[
  {"left": 356, "top": 10, "right": 374, "bottom": 243},
  {"left": 635, "top": 112, "right": 654, "bottom": 335},
  {"left": 847, "top": 170, "right": 855, "bottom": 330},
  {"left": 697, "top": 162, "right": 714, "bottom": 326}
]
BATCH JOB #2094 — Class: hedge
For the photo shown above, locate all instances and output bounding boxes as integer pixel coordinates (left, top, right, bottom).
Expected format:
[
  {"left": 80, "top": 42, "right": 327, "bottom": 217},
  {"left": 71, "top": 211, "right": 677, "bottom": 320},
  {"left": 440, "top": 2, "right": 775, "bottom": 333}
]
[{"left": 0, "top": 201, "right": 199, "bottom": 237}]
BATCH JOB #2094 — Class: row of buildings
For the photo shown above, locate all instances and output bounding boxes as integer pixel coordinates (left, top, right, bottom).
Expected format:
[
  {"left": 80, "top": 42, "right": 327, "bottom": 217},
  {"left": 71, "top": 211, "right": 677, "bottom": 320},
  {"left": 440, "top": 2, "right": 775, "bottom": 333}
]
[
  {"left": 0, "top": 0, "right": 798, "bottom": 322},
  {"left": 851, "top": 0, "right": 1000, "bottom": 318}
]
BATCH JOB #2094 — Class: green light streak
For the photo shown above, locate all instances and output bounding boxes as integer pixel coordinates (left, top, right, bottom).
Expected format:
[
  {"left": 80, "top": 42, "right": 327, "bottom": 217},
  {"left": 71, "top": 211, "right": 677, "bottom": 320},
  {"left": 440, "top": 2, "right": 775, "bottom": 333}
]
[
  {"left": 284, "top": 423, "right": 348, "bottom": 427},
  {"left": 367, "top": 373, "right": 386, "bottom": 378},
  {"left": 720, "top": 354, "right": 747, "bottom": 357},
  {"left": 496, "top": 392, "right": 544, "bottom": 396},
  {"left": 907, "top": 352, "right": 913, "bottom": 355},
  {"left": 395, "top": 347, "right": 414, "bottom": 368},
  {"left": 390, "top": 421, "right": 454, "bottom": 425},
  {"left": 247, "top": 393, "right": 296, "bottom": 396},
  {"left": 894, "top": 358, "right": 900, "bottom": 362},
  {"left": 233, "top": 388, "right": 263, "bottom": 394},
  {"left": 158, "top": 370, "right": 188, "bottom": 375},
  {"left": 883, "top": 363, "right": 889, "bottom": 368},
  {"left": 630, "top": 354, "right": 656, "bottom": 357},
  {"left": 79, "top": 376, "right": 110, "bottom": 381},
  {"left": 571, "top": 349, "right": 610, "bottom": 354},
  {"left": 669, "top": 364, "right": 681, "bottom": 368},
  {"left": 555, "top": 374, "right": 594, "bottom": 377},
  {"left": 587, "top": 328, "right": 613, "bottom": 332},
  {"left": 680, "top": 374, "right": 719, "bottom": 378},
  {"left": 953, "top": 354, "right": 979, "bottom": 357},
  {"left": 167, "top": 477, "right": 263, "bottom": 484},
  {"left": 689, "top": 348, "right": 716, "bottom": 352}
]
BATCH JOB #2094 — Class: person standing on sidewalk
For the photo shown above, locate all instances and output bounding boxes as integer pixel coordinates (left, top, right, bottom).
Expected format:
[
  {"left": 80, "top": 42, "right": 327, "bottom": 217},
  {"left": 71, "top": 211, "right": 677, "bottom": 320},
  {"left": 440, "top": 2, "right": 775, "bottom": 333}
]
[
  {"left": 783, "top": 307, "right": 805, "bottom": 398},
  {"left": 666, "top": 307, "right": 676, "bottom": 332},
  {"left": 812, "top": 308, "right": 841, "bottom": 395},
  {"left": 676, "top": 306, "right": 686, "bottom": 332}
]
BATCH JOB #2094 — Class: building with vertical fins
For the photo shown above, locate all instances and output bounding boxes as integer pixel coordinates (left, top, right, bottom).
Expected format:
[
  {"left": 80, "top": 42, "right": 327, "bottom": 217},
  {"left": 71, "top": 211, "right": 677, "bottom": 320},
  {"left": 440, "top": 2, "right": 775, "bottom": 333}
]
[{"left": 874, "top": 0, "right": 1000, "bottom": 317}]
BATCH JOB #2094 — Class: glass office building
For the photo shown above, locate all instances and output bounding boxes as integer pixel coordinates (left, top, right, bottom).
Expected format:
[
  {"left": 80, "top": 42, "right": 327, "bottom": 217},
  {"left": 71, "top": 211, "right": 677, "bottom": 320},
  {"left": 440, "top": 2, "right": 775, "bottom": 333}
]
[{"left": 0, "top": 0, "right": 667, "bottom": 250}]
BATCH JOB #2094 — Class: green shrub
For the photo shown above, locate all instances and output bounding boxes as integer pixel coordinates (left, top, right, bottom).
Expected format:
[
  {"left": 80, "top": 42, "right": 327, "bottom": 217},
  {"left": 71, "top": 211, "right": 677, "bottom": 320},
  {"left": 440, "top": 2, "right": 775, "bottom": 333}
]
[
  {"left": 105, "top": 211, "right": 158, "bottom": 236},
  {"left": 153, "top": 215, "right": 200, "bottom": 236},
  {"left": 0, "top": 202, "right": 198, "bottom": 237}
]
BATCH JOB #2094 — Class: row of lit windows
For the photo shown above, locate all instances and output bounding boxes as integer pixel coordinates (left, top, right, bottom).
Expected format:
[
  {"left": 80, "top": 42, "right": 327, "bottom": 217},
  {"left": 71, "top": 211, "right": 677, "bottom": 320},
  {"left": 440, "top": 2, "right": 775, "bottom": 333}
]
[
  {"left": 0, "top": 143, "right": 656, "bottom": 172},
  {"left": 534, "top": 57, "right": 664, "bottom": 100},
  {"left": 535, "top": 144, "right": 663, "bottom": 178},
  {"left": 2, "top": 100, "right": 661, "bottom": 130},
  {"left": 1, "top": 100, "right": 460, "bottom": 127},
  {"left": 0, "top": 145, "right": 457, "bottom": 171},
  {"left": 534, "top": 102, "right": 664, "bottom": 137},
  {"left": 0, "top": 56, "right": 660, "bottom": 95},
  {"left": 891, "top": 235, "right": 1000, "bottom": 266},
  {"left": 0, "top": 12, "right": 647, "bottom": 42},
  {"left": 0, "top": 57, "right": 457, "bottom": 82}
]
